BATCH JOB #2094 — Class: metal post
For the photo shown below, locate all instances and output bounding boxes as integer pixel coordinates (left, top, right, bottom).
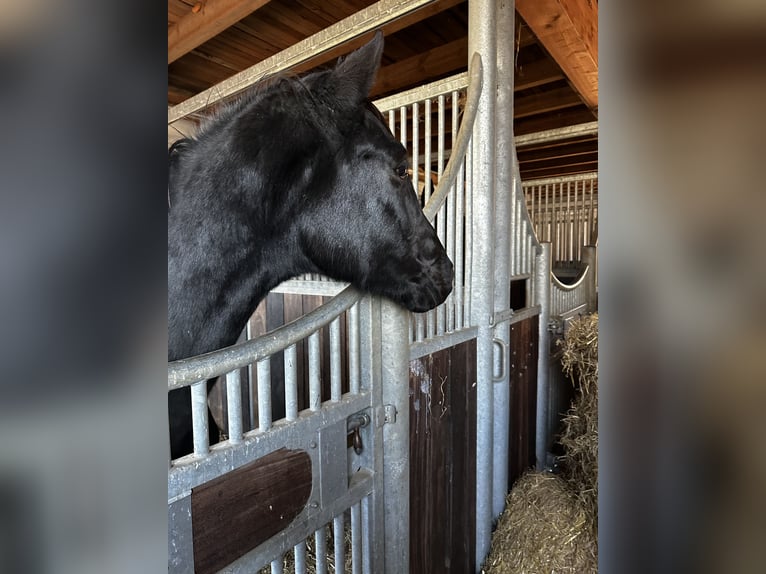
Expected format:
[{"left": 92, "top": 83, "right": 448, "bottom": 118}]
[
  {"left": 534, "top": 243, "right": 552, "bottom": 470},
  {"left": 380, "top": 299, "right": 410, "bottom": 574},
  {"left": 582, "top": 245, "right": 597, "bottom": 312},
  {"left": 469, "top": 0, "right": 497, "bottom": 567},
  {"left": 491, "top": 0, "right": 514, "bottom": 521}
]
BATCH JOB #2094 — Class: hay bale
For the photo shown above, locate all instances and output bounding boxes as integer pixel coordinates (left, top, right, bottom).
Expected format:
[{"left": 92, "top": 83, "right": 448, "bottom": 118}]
[
  {"left": 481, "top": 471, "right": 598, "bottom": 574},
  {"left": 256, "top": 522, "right": 352, "bottom": 574},
  {"left": 557, "top": 313, "right": 598, "bottom": 516}
]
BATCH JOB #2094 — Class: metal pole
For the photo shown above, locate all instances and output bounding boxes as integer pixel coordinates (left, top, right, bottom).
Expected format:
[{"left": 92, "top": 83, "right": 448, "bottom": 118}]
[
  {"left": 534, "top": 243, "right": 552, "bottom": 470},
  {"left": 582, "top": 245, "right": 597, "bottom": 312},
  {"left": 491, "top": 0, "right": 514, "bottom": 520},
  {"left": 469, "top": 0, "right": 497, "bottom": 567},
  {"left": 380, "top": 299, "right": 410, "bottom": 574}
]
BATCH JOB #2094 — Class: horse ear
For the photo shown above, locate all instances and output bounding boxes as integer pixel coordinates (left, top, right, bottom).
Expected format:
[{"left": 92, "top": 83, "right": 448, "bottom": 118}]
[{"left": 330, "top": 31, "right": 384, "bottom": 104}]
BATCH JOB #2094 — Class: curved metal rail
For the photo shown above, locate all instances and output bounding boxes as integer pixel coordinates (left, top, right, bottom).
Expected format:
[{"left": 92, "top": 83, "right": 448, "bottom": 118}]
[
  {"left": 168, "top": 54, "right": 484, "bottom": 388},
  {"left": 550, "top": 264, "right": 591, "bottom": 292}
]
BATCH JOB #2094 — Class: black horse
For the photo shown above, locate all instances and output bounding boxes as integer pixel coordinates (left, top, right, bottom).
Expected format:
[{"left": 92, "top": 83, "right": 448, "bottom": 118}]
[{"left": 168, "top": 33, "right": 453, "bottom": 459}]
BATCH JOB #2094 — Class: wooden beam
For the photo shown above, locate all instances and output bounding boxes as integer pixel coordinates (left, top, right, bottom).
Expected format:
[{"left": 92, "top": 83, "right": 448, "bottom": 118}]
[
  {"left": 371, "top": 37, "right": 468, "bottom": 97},
  {"left": 516, "top": 0, "right": 598, "bottom": 109},
  {"left": 514, "top": 86, "right": 583, "bottom": 119},
  {"left": 168, "top": 0, "right": 272, "bottom": 64},
  {"left": 514, "top": 57, "right": 565, "bottom": 91}
]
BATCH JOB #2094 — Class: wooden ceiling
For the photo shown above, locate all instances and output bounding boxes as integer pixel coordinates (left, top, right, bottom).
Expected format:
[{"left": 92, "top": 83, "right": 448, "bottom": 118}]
[{"left": 168, "top": 0, "right": 598, "bottom": 180}]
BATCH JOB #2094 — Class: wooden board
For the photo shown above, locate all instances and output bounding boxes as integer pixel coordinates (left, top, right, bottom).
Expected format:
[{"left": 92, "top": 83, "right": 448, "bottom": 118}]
[
  {"left": 508, "top": 315, "right": 539, "bottom": 485},
  {"left": 191, "top": 448, "right": 312, "bottom": 574},
  {"left": 409, "top": 339, "right": 477, "bottom": 573}
]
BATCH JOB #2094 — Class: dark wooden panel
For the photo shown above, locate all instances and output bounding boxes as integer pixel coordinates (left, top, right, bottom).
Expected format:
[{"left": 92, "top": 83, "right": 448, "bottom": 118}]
[
  {"left": 410, "top": 339, "right": 477, "bottom": 573},
  {"left": 191, "top": 448, "right": 312, "bottom": 574},
  {"left": 508, "top": 315, "right": 539, "bottom": 485}
]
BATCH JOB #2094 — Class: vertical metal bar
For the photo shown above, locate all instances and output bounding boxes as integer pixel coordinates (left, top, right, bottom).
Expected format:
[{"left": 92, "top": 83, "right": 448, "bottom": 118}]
[
  {"left": 583, "top": 245, "right": 597, "bottom": 312},
  {"left": 361, "top": 496, "right": 373, "bottom": 574},
  {"left": 436, "top": 94, "right": 447, "bottom": 336},
  {"left": 271, "top": 559, "right": 283, "bottom": 574},
  {"left": 545, "top": 184, "right": 550, "bottom": 242},
  {"left": 284, "top": 344, "right": 298, "bottom": 421},
  {"left": 351, "top": 502, "right": 362, "bottom": 574},
  {"left": 294, "top": 541, "right": 307, "bottom": 574},
  {"left": 455, "top": 152, "right": 466, "bottom": 330},
  {"left": 464, "top": 139, "right": 473, "bottom": 324},
  {"left": 247, "top": 320, "right": 255, "bottom": 429},
  {"left": 226, "top": 369, "right": 243, "bottom": 443},
  {"left": 380, "top": 300, "right": 410, "bottom": 574},
  {"left": 348, "top": 304, "right": 360, "bottom": 395},
  {"left": 492, "top": 0, "right": 513, "bottom": 520},
  {"left": 191, "top": 380, "right": 209, "bottom": 456},
  {"left": 334, "top": 514, "right": 345, "bottom": 573},
  {"left": 447, "top": 90, "right": 458, "bottom": 333},
  {"left": 412, "top": 102, "right": 419, "bottom": 200},
  {"left": 309, "top": 331, "right": 321, "bottom": 410},
  {"left": 469, "top": 0, "right": 497, "bottom": 566},
  {"left": 424, "top": 98, "right": 432, "bottom": 204},
  {"left": 315, "top": 525, "right": 328, "bottom": 574},
  {"left": 564, "top": 182, "right": 573, "bottom": 261},
  {"left": 399, "top": 105, "right": 407, "bottom": 146},
  {"left": 330, "top": 317, "right": 342, "bottom": 402},
  {"left": 388, "top": 110, "right": 395, "bottom": 136},
  {"left": 257, "top": 359, "right": 272, "bottom": 431},
  {"left": 535, "top": 243, "right": 552, "bottom": 470}
]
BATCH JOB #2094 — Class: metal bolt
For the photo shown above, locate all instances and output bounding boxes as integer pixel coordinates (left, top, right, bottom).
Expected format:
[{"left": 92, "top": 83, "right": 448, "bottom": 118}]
[
  {"left": 310, "top": 501, "right": 319, "bottom": 509},
  {"left": 309, "top": 441, "right": 317, "bottom": 449}
]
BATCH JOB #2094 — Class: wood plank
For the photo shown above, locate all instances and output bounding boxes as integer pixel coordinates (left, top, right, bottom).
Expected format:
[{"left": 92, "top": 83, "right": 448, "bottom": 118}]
[
  {"left": 514, "top": 107, "right": 596, "bottom": 136},
  {"left": 169, "top": 0, "right": 273, "bottom": 64},
  {"left": 409, "top": 339, "right": 476, "bottom": 572},
  {"left": 372, "top": 37, "right": 468, "bottom": 97},
  {"left": 191, "top": 448, "right": 312, "bottom": 574},
  {"left": 514, "top": 86, "right": 584, "bottom": 119},
  {"left": 514, "top": 57, "right": 566, "bottom": 91},
  {"left": 508, "top": 315, "right": 538, "bottom": 484},
  {"left": 516, "top": 0, "right": 598, "bottom": 109},
  {"left": 518, "top": 139, "right": 597, "bottom": 163}
]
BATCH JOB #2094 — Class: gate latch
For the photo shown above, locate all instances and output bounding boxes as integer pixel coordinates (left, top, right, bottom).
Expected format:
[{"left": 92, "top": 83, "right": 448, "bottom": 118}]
[{"left": 347, "top": 412, "right": 370, "bottom": 455}]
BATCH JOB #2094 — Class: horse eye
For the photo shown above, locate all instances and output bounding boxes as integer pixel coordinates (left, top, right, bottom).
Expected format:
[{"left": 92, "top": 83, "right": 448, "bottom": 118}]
[{"left": 396, "top": 164, "right": 409, "bottom": 179}]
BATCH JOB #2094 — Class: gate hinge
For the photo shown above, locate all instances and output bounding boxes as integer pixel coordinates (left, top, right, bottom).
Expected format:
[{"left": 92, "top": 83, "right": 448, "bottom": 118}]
[{"left": 375, "top": 404, "right": 397, "bottom": 427}]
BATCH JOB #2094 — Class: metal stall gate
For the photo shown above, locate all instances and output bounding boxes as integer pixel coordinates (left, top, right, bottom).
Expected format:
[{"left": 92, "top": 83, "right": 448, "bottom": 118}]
[{"left": 167, "top": 1, "right": 559, "bottom": 571}]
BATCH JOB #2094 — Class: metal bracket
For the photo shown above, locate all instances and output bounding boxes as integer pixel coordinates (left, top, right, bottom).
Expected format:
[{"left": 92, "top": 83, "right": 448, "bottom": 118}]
[{"left": 375, "top": 404, "right": 397, "bottom": 428}]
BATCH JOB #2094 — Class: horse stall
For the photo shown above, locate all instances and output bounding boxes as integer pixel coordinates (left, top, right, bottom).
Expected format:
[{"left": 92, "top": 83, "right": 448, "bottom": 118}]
[{"left": 167, "top": 1, "right": 597, "bottom": 572}]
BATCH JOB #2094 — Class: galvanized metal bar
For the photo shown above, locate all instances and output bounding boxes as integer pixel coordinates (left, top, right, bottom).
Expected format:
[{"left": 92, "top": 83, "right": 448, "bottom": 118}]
[
  {"left": 361, "top": 496, "right": 373, "bottom": 574},
  {"left": 294, "top": 541, "right": 307, "bottom": 574},
  {"left": 464, "top": 139, "right": 474, "bottom": 325},
  {"left": 468, "top": 0, "right": 497, "bottom": 565},
  {"left": 455, "top": 158, "right": 465, "bottom": 330},
  {"left": 333, "top": 514, "right": 345, "bottom": 573},
  {"left": 446, "top": 90, "right": 459, "bottom": 333},
  {"left": 380, "top": 299, "right": 411, "bottom": 573},
  {"left": 412, "top": 101, "right": 420, "bottom": 206},
  {"left": 388, "top": 109, "right": 395, "bottom": 135},
  {"left": 309, "top": 331, "right": 321, "bottom": 410},
  {"left": 284, "top": 344, "right": 298, "bottom": 421},
  {"left": 191, "top": 380, "right": 210, "bottom": 456},
  {"left": 491, "top": 0, "right": 514, "bottom": 519},
  {"left": 514, "top": 121, "right": 598, "bottom": 147},
  {"left": 168, "top": 286, "right": 362, "bottom": 388},
  {"left": 330, "top": 317, "right": 342, "bottom": 402},
  {"left": 399, "top": 105, "right": 407, "bottom": 146},
  {"left": 226, "top": 369, "right": 243, "bottom": 443},
  {"left": 315, "top": 525, "right": 328, "bottom": 574},
  {"left": 374, "top": 72, "right": 469, "bottom": 112},
  {"left": 436, "top": 94, "right": 447, "bottom": 336},
  {"left": 168, "top": 0, "right": 442, "bottom": 123},
  {"left": 348, "top": 304, "right": 361, "bottom": 394},
  {"left": 271, "top": 558, "right": 283, "bottom": 574},
  {"left": 257, "top": 359, "right": 272, "bottom": 431},
  {"left": 535, "top": 243, "right": 552, "bottom": 470},
  {"left": 424, "top": 98, "right": 432, "bottom": 204},
  {"left": 351, "top": 502, "right": 362, "bottom": 574}
]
